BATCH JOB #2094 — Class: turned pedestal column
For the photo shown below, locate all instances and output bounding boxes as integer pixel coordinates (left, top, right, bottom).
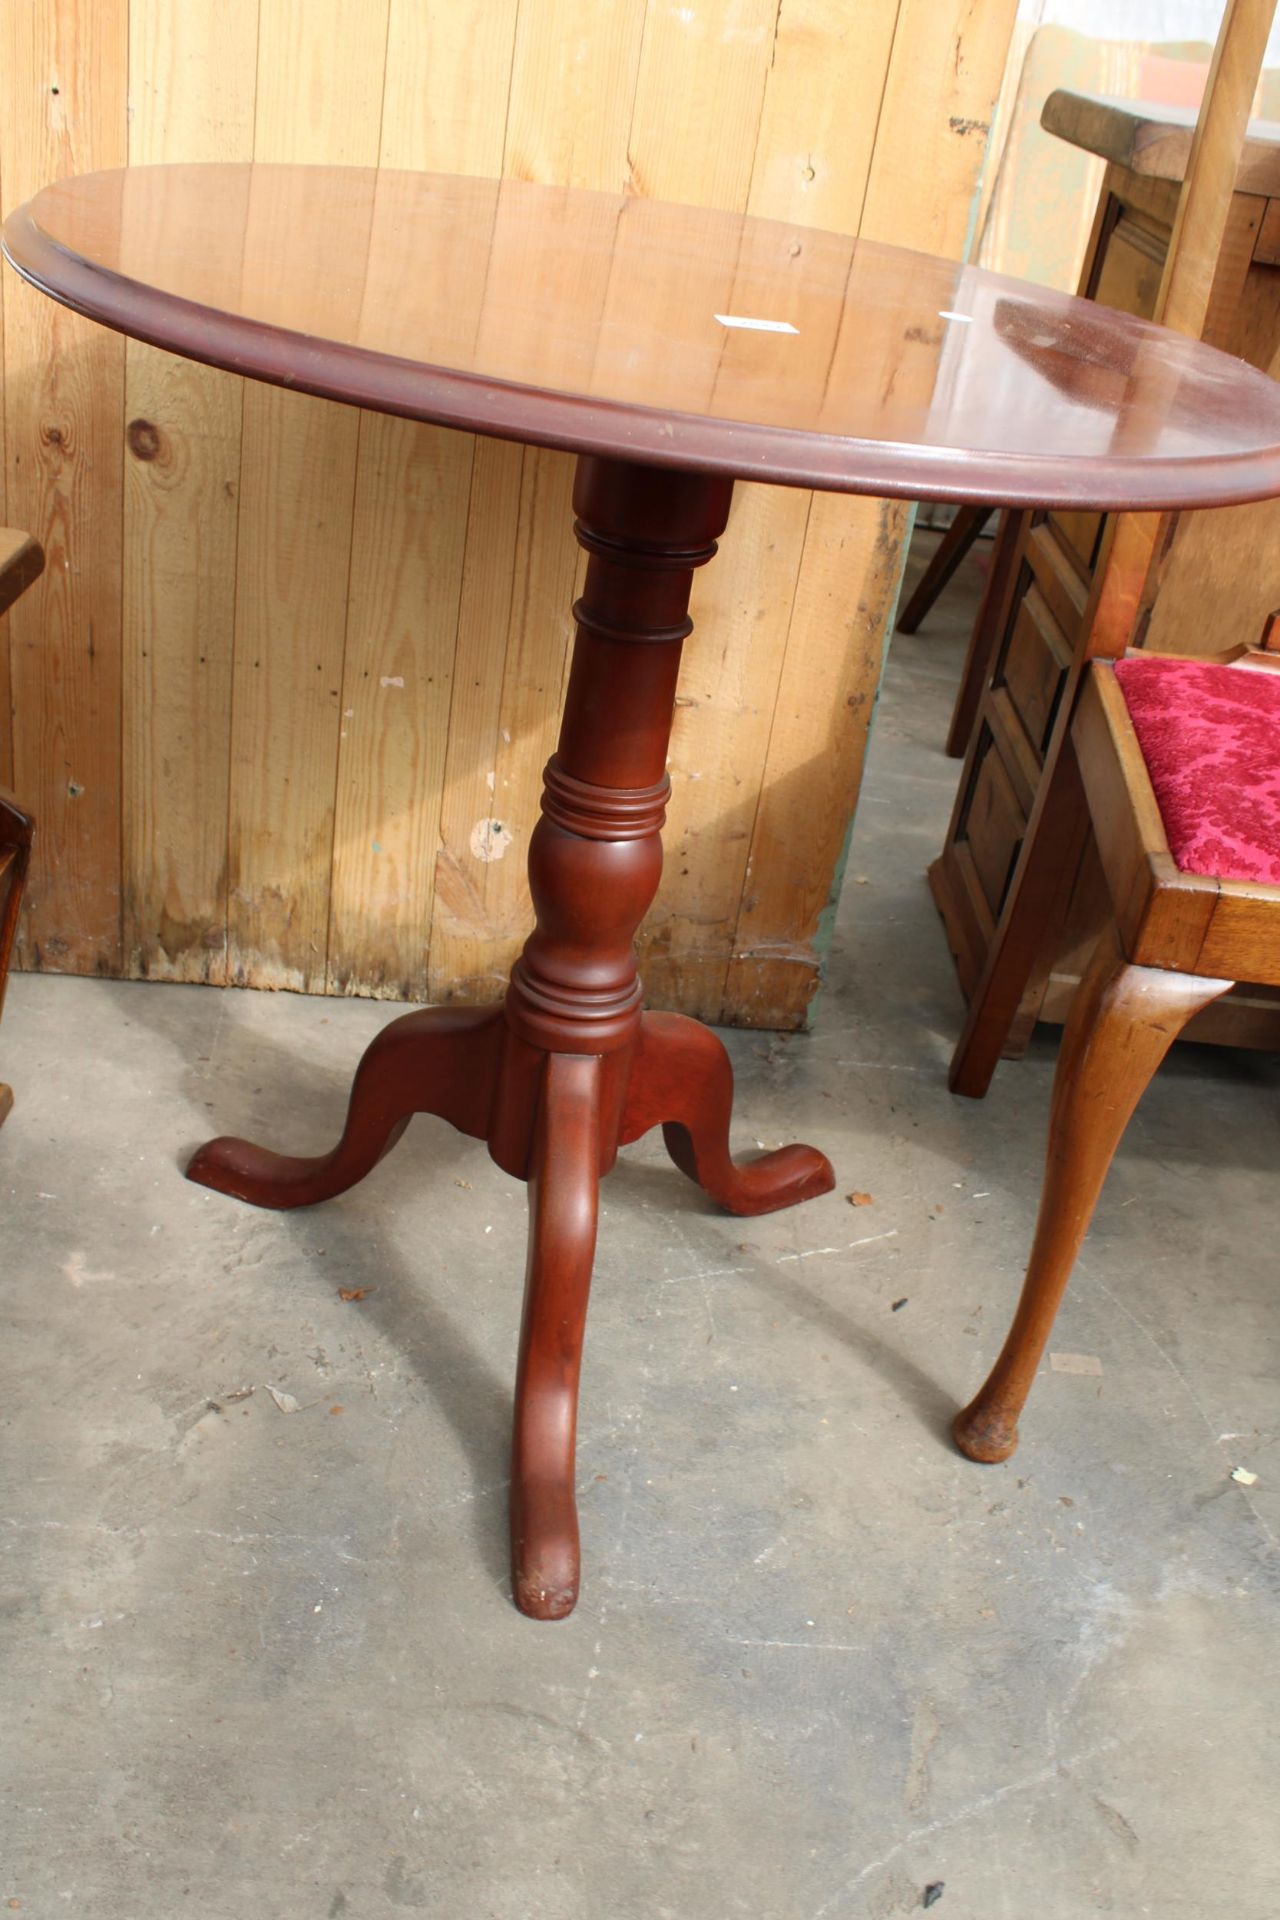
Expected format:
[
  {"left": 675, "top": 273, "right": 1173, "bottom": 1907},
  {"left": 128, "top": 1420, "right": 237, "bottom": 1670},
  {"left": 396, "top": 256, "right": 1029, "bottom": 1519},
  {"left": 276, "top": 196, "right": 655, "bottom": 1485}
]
[{"left": 188, "top": 455, "right": 834, "bottom": 1618}]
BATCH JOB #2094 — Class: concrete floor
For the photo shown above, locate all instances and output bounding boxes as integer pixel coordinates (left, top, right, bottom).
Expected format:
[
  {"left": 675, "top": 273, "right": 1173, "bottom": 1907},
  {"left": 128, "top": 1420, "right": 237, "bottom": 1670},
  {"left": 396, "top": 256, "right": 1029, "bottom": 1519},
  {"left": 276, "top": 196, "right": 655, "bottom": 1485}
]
[{"left": 2, "top": 530, "right": 1277, "bottom": 1918}]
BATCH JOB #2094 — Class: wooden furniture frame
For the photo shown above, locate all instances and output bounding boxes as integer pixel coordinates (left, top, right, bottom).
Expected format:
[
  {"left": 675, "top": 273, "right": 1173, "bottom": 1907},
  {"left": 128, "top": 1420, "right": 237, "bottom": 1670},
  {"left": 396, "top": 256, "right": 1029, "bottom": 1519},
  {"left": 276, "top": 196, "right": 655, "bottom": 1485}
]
[
  {"left": 934, "top": 3, "right": 1280, "bottom": 1092},
  {"left": 0, "top": 793, "right": 34, "bottom": 1131},
  {"left": 0, "top": 529, "right": 45, "bottom": 1128},
  {"left": 896, "top": 505, "right": 993, "bottom": 638},
  {"left": 7, "top": 164, "right": 1280, "bottom": 1617},
  {"left": 954, "top": 645, "right": 1280, "bottom": 1462},
  {"left": 191, "top": 457, "right": 839, "bottom": 1619}
]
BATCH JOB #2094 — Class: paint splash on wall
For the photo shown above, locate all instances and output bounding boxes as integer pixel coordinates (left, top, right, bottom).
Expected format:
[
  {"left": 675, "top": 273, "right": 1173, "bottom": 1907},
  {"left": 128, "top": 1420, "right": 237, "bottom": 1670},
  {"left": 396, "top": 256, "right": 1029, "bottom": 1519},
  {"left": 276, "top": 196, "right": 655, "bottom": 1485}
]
[{"left": 469, "top": 818, "right": 514, "bottom": 863}]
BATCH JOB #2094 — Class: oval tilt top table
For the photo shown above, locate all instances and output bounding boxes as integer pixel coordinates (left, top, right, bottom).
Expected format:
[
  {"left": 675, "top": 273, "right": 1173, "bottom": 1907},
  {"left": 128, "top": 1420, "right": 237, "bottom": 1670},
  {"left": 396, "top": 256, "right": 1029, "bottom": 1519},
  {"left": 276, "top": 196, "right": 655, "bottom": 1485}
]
[{"left": 8, "top": 166, "right": 1280, "bottom": 1619}]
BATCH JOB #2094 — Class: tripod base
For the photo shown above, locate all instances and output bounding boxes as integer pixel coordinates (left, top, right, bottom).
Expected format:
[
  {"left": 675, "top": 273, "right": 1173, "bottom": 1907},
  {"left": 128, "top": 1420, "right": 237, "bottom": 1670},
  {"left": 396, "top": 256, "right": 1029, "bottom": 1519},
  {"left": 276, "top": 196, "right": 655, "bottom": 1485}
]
[{"left": 188, "top": 1003, "right": 833, "bottom": 1618}]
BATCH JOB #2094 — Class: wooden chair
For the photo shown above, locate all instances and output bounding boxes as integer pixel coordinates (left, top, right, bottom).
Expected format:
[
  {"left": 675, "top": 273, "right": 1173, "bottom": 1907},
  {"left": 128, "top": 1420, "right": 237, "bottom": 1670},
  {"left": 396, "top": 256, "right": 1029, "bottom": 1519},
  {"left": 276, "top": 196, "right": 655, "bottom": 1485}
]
[
  {"left": 0, "top": 529, "right": 45, "bottom": 1129},
  {"left": 942, "top": 0, "right": 1280, "bottom": 1099},
  {"left": 954, "top": 627, "right": 1280, "bottom": 1463}
]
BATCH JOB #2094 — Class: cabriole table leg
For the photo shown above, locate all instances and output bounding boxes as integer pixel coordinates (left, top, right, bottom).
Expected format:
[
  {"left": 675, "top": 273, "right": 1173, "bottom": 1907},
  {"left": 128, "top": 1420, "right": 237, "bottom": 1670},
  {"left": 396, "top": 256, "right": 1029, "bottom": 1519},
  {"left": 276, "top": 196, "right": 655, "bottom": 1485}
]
[{"left": 187, "top": 454, "right": 835, "bottom": 1619}]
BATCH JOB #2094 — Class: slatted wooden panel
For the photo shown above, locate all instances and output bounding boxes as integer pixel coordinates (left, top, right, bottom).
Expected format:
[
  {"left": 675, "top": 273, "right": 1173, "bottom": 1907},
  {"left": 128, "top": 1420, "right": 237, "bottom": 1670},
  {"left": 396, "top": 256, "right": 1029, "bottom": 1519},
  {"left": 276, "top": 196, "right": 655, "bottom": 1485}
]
[
  {"left": 122, "top": 0, "right": 258, "bottom": 983},
  {"left": 0, "top": 0, "right": 1018, "bottom": 1025},
  {"left": 1, "top": 0, "right": 127, "bottom": 973}
]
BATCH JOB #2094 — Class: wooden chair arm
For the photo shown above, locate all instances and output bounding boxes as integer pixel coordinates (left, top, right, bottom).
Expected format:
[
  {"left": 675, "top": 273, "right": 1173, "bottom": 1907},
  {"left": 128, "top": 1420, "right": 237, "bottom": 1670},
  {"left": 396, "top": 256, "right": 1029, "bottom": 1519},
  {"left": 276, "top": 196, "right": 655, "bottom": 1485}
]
[
  {"left": 0, "top": 529, "right": 45, "bottom": 620},
  {"left": 0, "top": 789, "right": 36, "bottom": 847}
]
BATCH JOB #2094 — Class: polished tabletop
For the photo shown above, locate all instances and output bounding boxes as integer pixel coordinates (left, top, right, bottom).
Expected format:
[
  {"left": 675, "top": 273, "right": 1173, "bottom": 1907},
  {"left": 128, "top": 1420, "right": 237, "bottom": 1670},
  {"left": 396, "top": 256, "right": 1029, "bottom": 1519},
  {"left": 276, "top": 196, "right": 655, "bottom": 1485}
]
[{"left": 7, "top": 164, "right": 1280, "bottom": 510}]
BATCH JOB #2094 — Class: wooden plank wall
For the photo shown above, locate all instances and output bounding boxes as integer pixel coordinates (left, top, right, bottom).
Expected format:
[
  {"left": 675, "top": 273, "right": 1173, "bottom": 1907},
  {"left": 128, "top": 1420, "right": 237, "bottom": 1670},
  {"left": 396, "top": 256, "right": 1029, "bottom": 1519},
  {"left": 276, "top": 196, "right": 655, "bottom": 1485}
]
[{"left": 0, "top": 0, "right": 1017, "bottom": 1027}]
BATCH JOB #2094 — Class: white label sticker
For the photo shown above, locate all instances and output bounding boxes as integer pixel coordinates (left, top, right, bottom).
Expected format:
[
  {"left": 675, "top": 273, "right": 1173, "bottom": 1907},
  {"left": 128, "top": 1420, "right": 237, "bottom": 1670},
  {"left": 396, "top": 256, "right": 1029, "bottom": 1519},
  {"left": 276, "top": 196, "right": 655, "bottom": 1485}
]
[{"left": 714, "top": 313, "right": 799, "bottom": 334}]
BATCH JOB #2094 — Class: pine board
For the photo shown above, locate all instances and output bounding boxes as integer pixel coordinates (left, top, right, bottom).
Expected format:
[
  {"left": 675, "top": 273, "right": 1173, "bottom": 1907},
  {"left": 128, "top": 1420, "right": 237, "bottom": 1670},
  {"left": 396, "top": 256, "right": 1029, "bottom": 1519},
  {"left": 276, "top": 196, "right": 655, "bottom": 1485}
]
[
  {"left": 122, "top": 0, "right": 258, "bottom": 982},
  {"left": 1, "top": 0, "right": 128, "bottom": 973}
]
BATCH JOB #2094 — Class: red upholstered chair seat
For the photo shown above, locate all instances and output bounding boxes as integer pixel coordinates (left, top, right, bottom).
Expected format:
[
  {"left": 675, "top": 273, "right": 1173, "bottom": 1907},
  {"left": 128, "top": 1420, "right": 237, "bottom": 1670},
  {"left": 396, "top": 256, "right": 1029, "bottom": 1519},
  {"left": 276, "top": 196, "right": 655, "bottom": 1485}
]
[{"left": 1113, "top": 654, "right": 1280, "bottom": 887}]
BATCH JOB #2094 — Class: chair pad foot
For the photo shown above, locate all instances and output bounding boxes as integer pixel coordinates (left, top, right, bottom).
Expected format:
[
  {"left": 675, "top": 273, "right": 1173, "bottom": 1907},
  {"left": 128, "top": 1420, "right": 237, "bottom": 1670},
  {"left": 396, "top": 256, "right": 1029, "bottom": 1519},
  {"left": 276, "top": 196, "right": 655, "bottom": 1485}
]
[{"left": 953, "top": 1403, "right": 1019, "bottom": 1463}]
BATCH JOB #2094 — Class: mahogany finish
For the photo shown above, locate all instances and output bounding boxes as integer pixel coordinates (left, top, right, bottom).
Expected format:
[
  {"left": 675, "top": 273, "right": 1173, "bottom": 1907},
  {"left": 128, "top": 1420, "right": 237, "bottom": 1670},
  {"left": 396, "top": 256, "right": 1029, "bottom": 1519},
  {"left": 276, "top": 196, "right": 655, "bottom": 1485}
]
[
  {"left": 188, "top": 456, "right": 834, "bottom": 1617},
  {"left": 7, "top": 166, "right": 1280, "bottom": 510},
  {"left": 10, "top": 164, "right": 1280, "bottom": 1612}
]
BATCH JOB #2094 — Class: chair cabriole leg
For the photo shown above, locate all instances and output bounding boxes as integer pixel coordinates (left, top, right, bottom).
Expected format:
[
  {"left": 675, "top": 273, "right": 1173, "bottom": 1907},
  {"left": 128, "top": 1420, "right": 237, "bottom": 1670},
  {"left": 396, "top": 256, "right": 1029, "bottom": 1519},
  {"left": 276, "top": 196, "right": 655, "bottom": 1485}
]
[{"left": 954, "top": 926, "right": 1232, "bottom": 1462}]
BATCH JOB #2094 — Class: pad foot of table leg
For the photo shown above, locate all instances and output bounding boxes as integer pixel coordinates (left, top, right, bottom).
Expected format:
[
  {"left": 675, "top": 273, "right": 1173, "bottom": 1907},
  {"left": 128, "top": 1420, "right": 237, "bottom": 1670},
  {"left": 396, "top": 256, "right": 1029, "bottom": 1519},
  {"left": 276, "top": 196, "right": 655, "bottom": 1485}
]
[{"left": 622, "top": 1011, "right": 834, "bottom": 1217}]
